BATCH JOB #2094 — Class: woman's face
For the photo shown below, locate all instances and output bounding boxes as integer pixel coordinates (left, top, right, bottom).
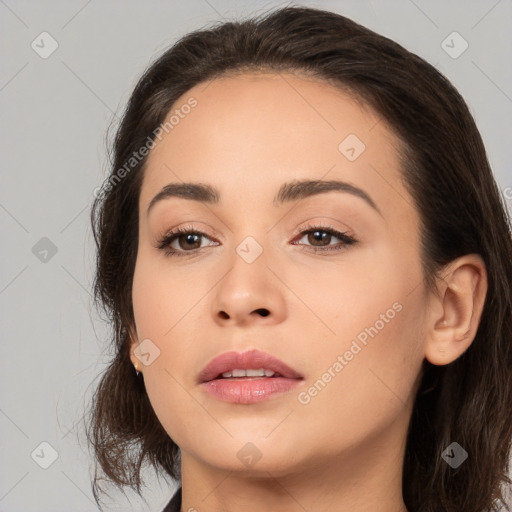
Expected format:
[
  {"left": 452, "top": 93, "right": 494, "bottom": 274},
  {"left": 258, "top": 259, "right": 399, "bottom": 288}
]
[{"left": 131, "top": 72, "right": 428, "bottom": 477}]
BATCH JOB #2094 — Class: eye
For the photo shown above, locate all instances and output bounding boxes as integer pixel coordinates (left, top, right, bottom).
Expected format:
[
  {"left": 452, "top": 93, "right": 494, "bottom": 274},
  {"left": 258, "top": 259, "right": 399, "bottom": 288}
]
[
  {"left": 291, "top": 224, "right": 357, "bottom": 254},
  {"left": 156, "top": 225, "right": 218, "bottom": 257},
  {"left": 156, "top": 223, "right": 358, "bottom": 258}
]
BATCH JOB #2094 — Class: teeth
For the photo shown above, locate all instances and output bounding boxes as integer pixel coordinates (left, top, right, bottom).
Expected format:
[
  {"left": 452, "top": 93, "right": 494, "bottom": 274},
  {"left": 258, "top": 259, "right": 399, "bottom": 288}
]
[{"left": 221, "top": 368, "right": 276, "bottom": 378}]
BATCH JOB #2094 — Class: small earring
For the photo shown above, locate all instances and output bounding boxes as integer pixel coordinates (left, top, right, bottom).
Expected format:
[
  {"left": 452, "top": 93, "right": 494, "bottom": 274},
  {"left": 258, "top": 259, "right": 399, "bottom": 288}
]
[{"left": 134, "top": 364, "right": 141, "bottom": 377}]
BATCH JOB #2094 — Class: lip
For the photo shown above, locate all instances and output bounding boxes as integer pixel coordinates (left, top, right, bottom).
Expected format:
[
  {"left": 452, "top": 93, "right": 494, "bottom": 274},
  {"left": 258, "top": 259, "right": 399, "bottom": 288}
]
[
  {"left": 202, "top": 377, "right": 303, "bottom": 404},
  {"left": 198, "top": 349, "right": 304, "bottom": 383},
  {"left": 198, "top": 349, "right": 304, "bottom": 404}
]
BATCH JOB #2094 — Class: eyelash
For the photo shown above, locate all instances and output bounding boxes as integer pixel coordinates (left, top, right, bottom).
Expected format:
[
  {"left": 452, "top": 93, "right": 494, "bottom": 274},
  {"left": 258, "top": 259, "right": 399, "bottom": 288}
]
[{"left": 156, "top": 223, "right": 358, "bottom": 258}]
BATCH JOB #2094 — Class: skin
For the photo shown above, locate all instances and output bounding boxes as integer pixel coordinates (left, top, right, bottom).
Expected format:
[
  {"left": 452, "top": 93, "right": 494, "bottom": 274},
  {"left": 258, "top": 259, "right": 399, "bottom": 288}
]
[{"left": 129, "top": 72, "right": 487, "bottom": 512}]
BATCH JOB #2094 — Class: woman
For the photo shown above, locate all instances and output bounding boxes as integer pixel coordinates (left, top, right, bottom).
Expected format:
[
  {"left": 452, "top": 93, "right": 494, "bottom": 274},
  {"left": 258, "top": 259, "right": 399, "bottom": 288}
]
[{"left": 86, "top": 6, "right": 512, "bottom": 512}]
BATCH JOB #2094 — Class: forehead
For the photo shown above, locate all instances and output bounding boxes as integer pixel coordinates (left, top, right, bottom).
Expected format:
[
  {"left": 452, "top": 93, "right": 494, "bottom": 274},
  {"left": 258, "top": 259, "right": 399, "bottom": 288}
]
[{"left": 140, "top": 72, "right": 407, "bottom": 218}]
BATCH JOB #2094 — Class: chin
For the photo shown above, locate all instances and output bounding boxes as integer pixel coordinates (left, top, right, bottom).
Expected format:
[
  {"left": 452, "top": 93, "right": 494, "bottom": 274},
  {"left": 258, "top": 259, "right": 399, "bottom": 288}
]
[{"left": 190, "top": 435, "right": 307, "bottom": 476}]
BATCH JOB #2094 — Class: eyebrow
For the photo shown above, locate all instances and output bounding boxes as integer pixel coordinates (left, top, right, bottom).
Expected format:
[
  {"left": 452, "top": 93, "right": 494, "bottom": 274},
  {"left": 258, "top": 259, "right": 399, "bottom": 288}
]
[{"left": 146, "top": 179, "right": 381, "bottom": 216}]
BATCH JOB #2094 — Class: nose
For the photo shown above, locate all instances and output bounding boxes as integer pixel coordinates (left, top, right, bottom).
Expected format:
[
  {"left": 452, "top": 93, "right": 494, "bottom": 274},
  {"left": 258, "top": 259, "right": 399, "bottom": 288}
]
[{"left": 211, "top": 250, "right": 287, "bottom": 327}]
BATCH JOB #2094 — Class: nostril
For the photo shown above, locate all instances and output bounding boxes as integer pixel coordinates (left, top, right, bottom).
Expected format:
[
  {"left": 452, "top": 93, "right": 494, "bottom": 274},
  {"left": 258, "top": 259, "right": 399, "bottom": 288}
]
[{"left": 254, "top": 308, "right": 270, "bottom": 317}]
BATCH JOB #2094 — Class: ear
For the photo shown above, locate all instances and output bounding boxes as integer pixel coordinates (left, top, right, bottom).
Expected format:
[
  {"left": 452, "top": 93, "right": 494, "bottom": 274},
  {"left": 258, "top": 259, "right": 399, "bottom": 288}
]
[
  {"left": 127, "top": 324, "right": 141, "bottom": 369},
  {"left": 424, "top": 254, "right": 488, "bottom": 366}
]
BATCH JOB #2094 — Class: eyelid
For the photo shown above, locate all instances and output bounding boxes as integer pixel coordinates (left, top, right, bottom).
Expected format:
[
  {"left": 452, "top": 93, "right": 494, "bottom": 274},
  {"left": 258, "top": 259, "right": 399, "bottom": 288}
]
[
  {"left": 292, "top": 218, "right": 354, "bottom": 238},
  {"left": 157, "top": 222, "right": 218, "bottom": 242}
]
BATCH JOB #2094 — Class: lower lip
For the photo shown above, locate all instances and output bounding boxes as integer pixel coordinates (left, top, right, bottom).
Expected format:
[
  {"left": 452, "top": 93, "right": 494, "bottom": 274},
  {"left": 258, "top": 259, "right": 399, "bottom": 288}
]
[{"left": 201, "top": 377, "right": 303, "bottom": 404}]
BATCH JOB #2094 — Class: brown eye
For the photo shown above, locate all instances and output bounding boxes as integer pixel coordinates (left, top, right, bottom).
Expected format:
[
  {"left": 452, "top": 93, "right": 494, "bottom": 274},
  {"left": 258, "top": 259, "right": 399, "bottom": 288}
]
[
  {"left": 293, "top": 226, "right": 357, "bottom": 254},
  {"left": 306, "top": 230, "right": 332, "bottom": 247},
  {"left": 157, "top": 227, "right": 218, "bottom": 257},
  {"left": 175, "top": 233, "right": 202, "bottom": 251}
]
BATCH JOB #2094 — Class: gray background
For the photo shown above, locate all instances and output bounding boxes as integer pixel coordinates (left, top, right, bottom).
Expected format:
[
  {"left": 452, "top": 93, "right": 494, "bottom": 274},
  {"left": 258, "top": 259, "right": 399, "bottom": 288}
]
[{"left": 1, "top": 1, "right": 511, "bottom": 511}]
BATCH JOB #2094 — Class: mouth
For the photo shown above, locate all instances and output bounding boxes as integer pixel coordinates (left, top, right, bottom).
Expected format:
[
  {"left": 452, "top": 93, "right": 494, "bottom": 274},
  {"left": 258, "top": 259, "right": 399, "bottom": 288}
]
[
  {"left": 198, "top": 349, "right": 304, "bottom": 384},
  {"left": 198, "top": 349, "right": 304, "bottom": 404}
]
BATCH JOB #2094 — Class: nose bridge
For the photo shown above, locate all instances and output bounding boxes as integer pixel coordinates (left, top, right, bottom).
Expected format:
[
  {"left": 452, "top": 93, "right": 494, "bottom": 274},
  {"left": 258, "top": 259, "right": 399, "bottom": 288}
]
[{"left": 211, "top": 229, "right": 286, "bottom": 325}]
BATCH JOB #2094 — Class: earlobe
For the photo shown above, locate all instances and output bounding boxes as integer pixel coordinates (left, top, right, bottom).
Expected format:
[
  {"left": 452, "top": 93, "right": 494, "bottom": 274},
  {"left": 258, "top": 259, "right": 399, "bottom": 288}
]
[{"left": 424, "top": 254, "right": 487, "bottom": 366}]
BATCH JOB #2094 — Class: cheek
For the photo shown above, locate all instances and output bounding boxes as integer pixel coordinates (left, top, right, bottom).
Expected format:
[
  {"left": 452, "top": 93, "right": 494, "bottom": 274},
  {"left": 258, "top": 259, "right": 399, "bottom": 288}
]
[
  {"left": 285, "top": 238, "right": 422, "bottom": 349},
  {"left": 131, "top": 248, "right": 212, "bottom": 415},
  {"left": 131, "top": 254, "right": 204, "bottom": 447},
  {"left": 286, "top": 245, "right": 425, "bottom": 440},
  {"left": 288, "top": 297, "right": 425, "bottom": 462},
  {"left": 132, "top": 248, "right": 206, "bottom": 342}
]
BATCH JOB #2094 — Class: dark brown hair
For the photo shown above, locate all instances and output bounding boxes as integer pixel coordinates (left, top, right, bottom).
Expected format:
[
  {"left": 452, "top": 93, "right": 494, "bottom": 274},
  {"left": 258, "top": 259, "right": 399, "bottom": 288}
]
[{"left": 85, "top": 5, "right": 512, "bottom": 511}]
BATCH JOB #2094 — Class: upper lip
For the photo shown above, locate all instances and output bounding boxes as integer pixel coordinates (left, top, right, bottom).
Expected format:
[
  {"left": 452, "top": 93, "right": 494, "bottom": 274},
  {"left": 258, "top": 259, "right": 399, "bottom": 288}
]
[{"left": 198, "top": 349, "right": 304, "bottom": 383}]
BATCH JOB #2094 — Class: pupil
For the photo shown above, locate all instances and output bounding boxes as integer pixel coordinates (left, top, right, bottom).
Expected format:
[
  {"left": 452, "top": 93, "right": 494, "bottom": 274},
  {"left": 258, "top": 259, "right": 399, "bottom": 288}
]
[
  {"left": 181, "top": 234, "right": 201, "bottom": 249},
  {"left": 310, "top": 230, "right": 329, "bottom": 246}
]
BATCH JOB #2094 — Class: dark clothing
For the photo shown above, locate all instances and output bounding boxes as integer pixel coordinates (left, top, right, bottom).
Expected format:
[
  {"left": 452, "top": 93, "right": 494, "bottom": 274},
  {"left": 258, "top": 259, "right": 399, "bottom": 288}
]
[{"left": 161, "top": 486, "right": 181, "bottom": 512}]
